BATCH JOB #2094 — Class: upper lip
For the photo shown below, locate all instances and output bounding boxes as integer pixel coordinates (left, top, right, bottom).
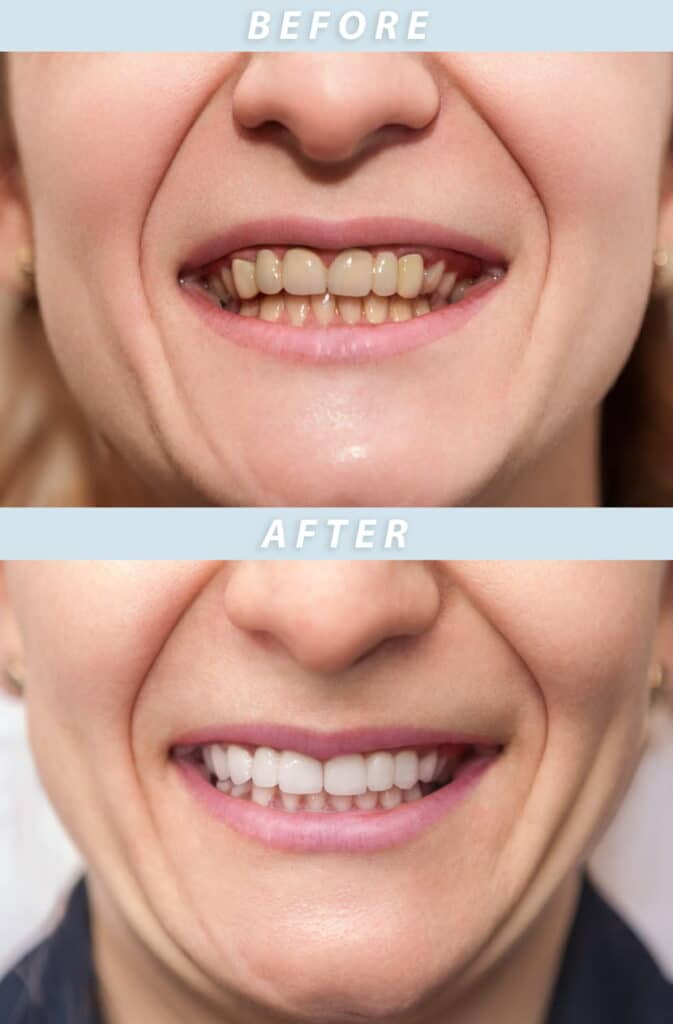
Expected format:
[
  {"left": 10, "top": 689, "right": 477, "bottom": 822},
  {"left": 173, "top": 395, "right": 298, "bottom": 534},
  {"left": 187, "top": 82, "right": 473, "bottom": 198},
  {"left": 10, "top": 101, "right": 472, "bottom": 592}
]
[
  {"left": 180, "top": 216, "right": 508, "bottom": 275},
  {"left": 172, "top": 723, "right": 501, "bottom": 761}
]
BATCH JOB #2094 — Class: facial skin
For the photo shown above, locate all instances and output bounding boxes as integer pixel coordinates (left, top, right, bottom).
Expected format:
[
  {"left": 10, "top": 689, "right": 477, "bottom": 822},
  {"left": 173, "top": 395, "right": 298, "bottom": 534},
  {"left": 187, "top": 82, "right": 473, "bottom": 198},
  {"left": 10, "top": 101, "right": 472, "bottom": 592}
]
[
  {"left": 1, "top": 55, "right": 673, "bottom": 506},
  {"left": 2, "top": 561, "right": 670, "bottom": 1023}
]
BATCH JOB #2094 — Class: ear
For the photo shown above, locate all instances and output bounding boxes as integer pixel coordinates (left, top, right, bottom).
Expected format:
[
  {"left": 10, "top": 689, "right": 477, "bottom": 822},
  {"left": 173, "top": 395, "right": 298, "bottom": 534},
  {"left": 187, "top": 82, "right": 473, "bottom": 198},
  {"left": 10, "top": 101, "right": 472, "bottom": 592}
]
[
  {"left": 0, "top": 112, "right": 32, "bottom": 295},
  {"left": 0, "top": 564, "right": 25, "bottom": 697}
]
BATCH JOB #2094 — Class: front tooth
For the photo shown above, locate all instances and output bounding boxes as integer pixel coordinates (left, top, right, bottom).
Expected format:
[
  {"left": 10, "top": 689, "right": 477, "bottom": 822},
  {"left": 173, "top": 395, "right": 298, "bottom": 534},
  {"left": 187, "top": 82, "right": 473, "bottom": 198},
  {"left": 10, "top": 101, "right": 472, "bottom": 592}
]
[
  {"left": 285, "top": 295, "right": 311, "bottom": 327},
  {"left": 331, "top": 794, "right": 353, "bottom": 811},
  {"left": 232, "top": 259, "right": 259, "bottom": 300},
  {"left": 252, "top": 746, "right": 280, "bottom": 788},
  {"left": 354, "top": 790, "right": 378, "bottom": 810},
  {"left": 372, "top": 252, "right": 398, "bottom": 297},
  {"left": 324, "top": 754, "right": 367, "bottom": 796},
  {"left": 389, "top": 297, "right": 413, "bottom": 322},
  {"left": 366, "top": 751, "right": 394, "bottom": 792},
  {"left": 394, "top": 750, "right": 419, "bottom": 790},
  {"left": 328, "top": 250, "right": 373, "bottom": 297},
  {"left": 228, "top": 745, "right": 253, "bottom": 785},
  {"left": 256, "top": 250, "right": 283, "bottom": 295},
  {"left": 379, "top": 786, "right": 402, "bottom": 809},
  {"left": 283, "top": 248, "right": 328, "bottom": 296},
  {"left": 364, "top": 295, "right": 388, "bottom": 324},
  {"left": 210, "top": 745, "right": 230, "bottom": 781},
  {"left": 278, "top": 750, "right": 323, "bottom": 794},
  {"left": 281, "top": 792, "right": 301, "bottom": 811},
  {"left": 337, "top": 297, "right": 362, "bottom": 325},
  {"left": 418, "top": 749, "right": 438, "bottom": 783},
  {"left": 397, "top": 254, "right": 424, "bottom": 299},
  {"left": 311, "top": 292, "right": 337, "bottom": 326},
  {"left": 305, "top": 791, "right": 327, "bottom": 812},
  {"left": 252, "top": 785, "right": 275, "bottom": 807},
  {"left": 422, "top": 261, "right": 446, "bottom": 295},
  {"left": 259, "top": 295, "right": 285, "bottom": 323}
]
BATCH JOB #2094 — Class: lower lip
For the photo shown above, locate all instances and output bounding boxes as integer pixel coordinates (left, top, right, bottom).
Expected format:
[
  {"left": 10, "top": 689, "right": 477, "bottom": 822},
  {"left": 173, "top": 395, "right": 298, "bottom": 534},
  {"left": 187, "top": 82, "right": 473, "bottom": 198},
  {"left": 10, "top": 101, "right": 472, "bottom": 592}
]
[
  {"left": 180, "top": 278, "right": 503, "bottom": 366},
  {"left": 177, "top": 757, "right": 495, "bottom": 853}
]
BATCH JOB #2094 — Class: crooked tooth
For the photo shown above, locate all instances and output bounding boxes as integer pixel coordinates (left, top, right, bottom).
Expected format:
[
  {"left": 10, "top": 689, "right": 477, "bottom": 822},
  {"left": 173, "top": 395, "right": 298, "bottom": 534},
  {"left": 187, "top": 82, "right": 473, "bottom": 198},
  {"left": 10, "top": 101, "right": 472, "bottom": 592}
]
[
  {"left": 256, "top": 250, "right": 283, "bottom": 295},
  {"left": 437, "top": 272, "right": 458, "bottom": 300},
  {"left": 422, "top": 260, "right": 445, "bottom": 295},
  {"left": 331, "top": 794, "right": 353, "bottom": 812},
  {"left": 328, "top": 249, "right": 373, "bottom": 298},
  {"left": 354, "top": 790, "right": 378, "bottom": 811},
  {"left": 403, "top": 784, "right": 423, "bottom": 802},
  {"left": 394, "top": 750, "right": 419, "bottom": 790},
  {"left": 366, "top": 751, "right": 394, "bottom": 792},
  {"left": 364, "top": 295, "right": 388, "bottom": 324},
  {"left": 324, "top": 754, "right": 367, "bottom": 796},
  {"left": 337, "top": 296, "right": 362, "bottom": 325},
  {"left": 389, "top": 297, "right": 413, "bottom": 322},
  {"left": 252, "top": 746, "right": 280, "bottom": 788},
  {"left": 413, "top": 298, "right": 431, "bottom": 317},
  {"left": 397, "top": 254, "right": 424, "bottom": 299},
  {"left": 239, "top": 300, "right": 260, "bottom": 318},
  {"left": 259, "top": 295, "right": 285, "bottom": 323},
  {"left": 379, "top": 786, "right": 402, "bottom": 809},
  {"left": 252, "top": 785, "right": 275, "bottom": 807},
  {"left": 311, "top": 292, "right": 337, "bottom": 326},
  {"left": 232, "top": 259, "right": 259, "bottom": 300},
  {"left": 285, "top": 295, "right": 311, "bottom": 327},
  {"left": 228, "top": 745, "right": 253, "bottom": 785},
  {"left": 283, "top": 248, "right": 328, "bottom": 296},
  {"left": 278, "top": 750, "right": 323, "bottom": 795},
  {"left": 209, "top": 745, "right": 230, "bottom": 781},
  {"left": 372, "top": 252, "right": 398, "bottom": 297},
  {"left": 418, "top": 749, "right": 438, "bottom": 783}
]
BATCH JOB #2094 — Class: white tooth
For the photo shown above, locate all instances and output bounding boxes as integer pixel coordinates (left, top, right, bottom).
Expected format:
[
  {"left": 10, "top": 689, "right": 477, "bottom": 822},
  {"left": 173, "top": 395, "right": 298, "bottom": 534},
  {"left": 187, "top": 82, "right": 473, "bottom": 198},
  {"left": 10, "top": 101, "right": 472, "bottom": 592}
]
[
  {"left": 232, "top": 259, "right": 259, "bottom": 300},
  {"left": 403, "top": 784, "right": 423, "bottom": 802},
  {"left": 328, "top": 250, "right": 374, "bottom": 298},
  {"left": 216, "top": 779, "right": 233, "bottom": 794},
  {"left": 210, "top": 744, "right": 230, "bottom": 781},
  {"left": 256, "top": 250, "right": 283, "bottom": 295},
  {"left": 283, "top": 248, "right": 328, "bottom": 296},
  {"left": 354, "top": 790, "right": 378, "bottom": 810},
  {"left": 397, "top": 254, "right": 424, "bottom": 299},
  {"left": 437, "top": 272, "right": 458, "bottom": 299},
  {"left": 372, "top": 252, "right": 398, "bottom": 297},
  {"left": 228, "top": 744, "right": 253, "bottom": 785},
  {"left": 259, "top": 295, "right": 285, "bottom": 323},
  {"left": 278, "top": 750, "right": 323, "bottom": 794},
  {"left": 252, "top": 747, "right": 280, "bottom": 788},
  {"left": 394, "top": 750, "right": 419, "bottom": 790},
  {"left": 418, "top": 749, "right": 438, "bottom": 783},
  {"left": 379, "top": 786, "right": 402, "bottom": 809},
  {"left": 252, "top": 785, "right": 275, "bottom": 807},
  {"left": 285, "top": 295, "right": 311, "bottom": 327},
  {"left": 331, "top": 794, "right": 353, "bottom": 811},
  {"left": 422, "top": 261, "right": 446, "bottom": 295},
  {"left": 281, "top": 791, "right": 300, "bottom": 811},
  {"left": 311, "top": 292, "right": 337, "bottom": 326},
  {"left": 203, "top": 745, "right": 216, "bottom": 775},
  {"left": 366, "top": 752, "right": 395, "bottom": 792},
  {"left": 337, "top": 296, "right": 362, "bottom": 325},
  {"left": 324, "top": 754, "right": 367, "bottom": 796},
  {"left": 231, "top": 781, "right": 252, "bottom": 798},
  {"left": 305, "top": 791, "right": 327, "bottom": 812}
]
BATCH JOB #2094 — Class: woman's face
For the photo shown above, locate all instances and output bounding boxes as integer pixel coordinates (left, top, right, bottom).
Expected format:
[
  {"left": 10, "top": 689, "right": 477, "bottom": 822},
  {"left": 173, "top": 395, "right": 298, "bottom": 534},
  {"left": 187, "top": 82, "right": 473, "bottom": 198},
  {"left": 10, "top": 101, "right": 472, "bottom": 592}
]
[
  {"left": 4, "top": 54, "right": 673, "bottom": 506},
  {"left": 3, "top": 561, "right": 666, "bottom": 1020}
]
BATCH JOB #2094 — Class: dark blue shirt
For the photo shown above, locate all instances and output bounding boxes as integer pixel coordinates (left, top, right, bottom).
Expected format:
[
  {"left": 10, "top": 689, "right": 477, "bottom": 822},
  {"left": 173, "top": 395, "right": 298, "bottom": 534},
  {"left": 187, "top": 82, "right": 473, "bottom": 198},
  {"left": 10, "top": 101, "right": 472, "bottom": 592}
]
[{"left": 1, "top": 877, "right": 671, "bottom": 1022}]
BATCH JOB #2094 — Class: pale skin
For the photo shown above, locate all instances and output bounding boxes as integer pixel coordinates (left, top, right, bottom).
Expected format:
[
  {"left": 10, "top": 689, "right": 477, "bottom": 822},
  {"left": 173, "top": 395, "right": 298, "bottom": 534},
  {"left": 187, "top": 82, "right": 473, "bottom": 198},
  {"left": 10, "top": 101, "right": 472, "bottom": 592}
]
[
  {"left": 1, "top": 561, "right": 672, "bottom": 1023},
  {"left": 1, "top": 55, "right": 673, "bottom": 506}
]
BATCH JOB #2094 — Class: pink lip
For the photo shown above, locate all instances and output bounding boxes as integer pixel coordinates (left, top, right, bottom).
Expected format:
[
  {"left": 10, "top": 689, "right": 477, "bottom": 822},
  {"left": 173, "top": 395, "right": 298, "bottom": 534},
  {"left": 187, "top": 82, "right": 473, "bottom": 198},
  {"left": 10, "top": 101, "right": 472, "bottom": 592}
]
[
  {"left": 177, "top": 756, "right": 494, "bottom": 853},
  {"left": 180, "top": 217, "right": 508, "bottom": 273},
  {"left": 172, "top": 723, "right": 498, "bottom": 761}
]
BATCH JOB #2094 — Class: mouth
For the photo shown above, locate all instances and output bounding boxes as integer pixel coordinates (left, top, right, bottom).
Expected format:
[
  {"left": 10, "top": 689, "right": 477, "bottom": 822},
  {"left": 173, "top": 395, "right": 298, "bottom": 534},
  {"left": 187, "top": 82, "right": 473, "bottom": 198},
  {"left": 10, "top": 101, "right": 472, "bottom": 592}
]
[
  {"left": 177, "top": 220, "right": 508, "bottom": 363},
  {"left": 172, "top": 730, "right": 503, "bottom": 852}
]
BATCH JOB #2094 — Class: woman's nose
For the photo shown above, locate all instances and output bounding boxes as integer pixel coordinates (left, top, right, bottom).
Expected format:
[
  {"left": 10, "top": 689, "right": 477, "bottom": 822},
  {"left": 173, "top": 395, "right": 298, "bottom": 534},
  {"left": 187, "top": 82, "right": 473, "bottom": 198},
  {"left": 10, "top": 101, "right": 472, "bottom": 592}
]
[
  {"left": 232, "top": 54, "right": 440, "bottom": 164},
  {"left": 224, "top": 562, "right": 440, "bottom": 674}
]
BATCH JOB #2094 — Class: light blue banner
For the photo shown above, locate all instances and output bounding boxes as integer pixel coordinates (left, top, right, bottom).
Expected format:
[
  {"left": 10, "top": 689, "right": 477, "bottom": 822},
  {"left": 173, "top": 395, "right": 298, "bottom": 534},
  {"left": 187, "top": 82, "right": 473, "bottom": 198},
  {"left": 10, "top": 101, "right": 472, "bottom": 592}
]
[
  {"left": 0, "top": 508, "right": 672, "bottom": 559},
  {"left": 1, "top": 0, "right": 672, "bottom": 50}
]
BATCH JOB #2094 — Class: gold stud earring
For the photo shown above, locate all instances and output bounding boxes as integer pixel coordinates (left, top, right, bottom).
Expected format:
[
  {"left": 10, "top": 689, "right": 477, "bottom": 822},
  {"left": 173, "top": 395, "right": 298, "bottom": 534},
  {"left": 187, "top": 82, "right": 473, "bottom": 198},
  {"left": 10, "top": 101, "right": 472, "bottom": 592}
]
[
  {"left": 15, "top": 243, "right": 36, "bottom": 298},
  {"left": 3, "top": 659, "right": 25, "bottom": 696},
  {"left": 652, "top": 247, "right": 673, "bottom": 296}
]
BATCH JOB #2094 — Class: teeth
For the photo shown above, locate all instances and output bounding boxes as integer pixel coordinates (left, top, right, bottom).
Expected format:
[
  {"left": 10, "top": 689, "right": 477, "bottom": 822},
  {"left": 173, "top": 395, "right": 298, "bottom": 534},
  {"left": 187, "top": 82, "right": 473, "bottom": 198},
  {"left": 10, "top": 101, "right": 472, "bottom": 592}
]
[
  {"left": 366, "top": 751, "right": 395, "bottom": 792},
  {"left": 394, "top": 750, "right": 419, "bottom": 790},
  {"left": 232, "top": 259, "right": 258, "bottom": 300},
  {"left": 354, "top": 790, "right": 379, "bottom": 810},
  {"left": 255, "top": 250, "right": 283, "bottom": 295},
  {"left": 305, "top": 791, "right": 327, "bottom": 812},
  {"left": 283, "top": 248, "right": 328, "bottom": 296},
  {"left": 379, "top": 786, "right": 403, "bottom": 809},
  {"left": 209, "top": 744, "right": 230, "bottom": 781},
  {"left": 422, "top": 261, "right": 445, "bottom": 295},
  {"left": 413, "top": 298, "right": 431, "bottom": 317},
  {"left": 389, "top": 297, "right": 413, "bottom": 322},
  {"left": 285, "top": 295, "right": 311, "bottom": 327},
  {"left": 331, "top": 794, "right": 353, "bottom": 812},
  {"left": 277, "top": 750, "right": 323, "bottom": 795},
  {"left": 231, "top": 781, "right": 252, "bottom": 798},
  {"left": 239, "top": 300, "right": 260, "bottom": 318},
  {"left": 397, "top": 254, "right": 424, "bottom": 299},
  {"left": 252, "top": 746, "right": 280, "bottom": 788},
  {"left": 337, "top": 296, "right": 362, "bottom": 325},
  {"left": 311, "top": 292, "right": 337, "bottom": 326},
  {"left": 372, "top": 252, "right": 398, "bottom": 297},
  {"left": 403, "top": 784, "right": 423, "bottom": 802},
  {"left": 259, "top": 295, "right": 284, "bottom": 323},
  {"left": 281, "top": 791, "right": 301, "bottom": 811},
  {"left": 221, "top": 266, "right": 235, "bottom": 299},
  {"left": 228, "top": 745, "right": 253, "bottom": 785},
  {"left": 252, "top": 785, "right": 275, "bottom": 807},
  {"left": 437, "top": 272, "right": 458, "bottom": 299},
  {"left": 327, "top": 249, "right": 374, "bottom": 298},
  {"left": 364, "top": 295, "right": 389, "bottom": 324},
  {"left": 324, "top": 753, "right": 368, "bottom": 796},
  {"left": 418, "top": 749, "right": 437, "bottom": 783}
]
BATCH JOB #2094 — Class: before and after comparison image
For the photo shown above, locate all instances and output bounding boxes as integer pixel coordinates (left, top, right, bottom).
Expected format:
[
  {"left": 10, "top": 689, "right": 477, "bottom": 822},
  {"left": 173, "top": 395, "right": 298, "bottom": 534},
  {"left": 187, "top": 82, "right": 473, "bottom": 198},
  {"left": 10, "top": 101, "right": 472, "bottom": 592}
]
[{"left": 1, "top": 32, "right": 673, "bottom": 1024}]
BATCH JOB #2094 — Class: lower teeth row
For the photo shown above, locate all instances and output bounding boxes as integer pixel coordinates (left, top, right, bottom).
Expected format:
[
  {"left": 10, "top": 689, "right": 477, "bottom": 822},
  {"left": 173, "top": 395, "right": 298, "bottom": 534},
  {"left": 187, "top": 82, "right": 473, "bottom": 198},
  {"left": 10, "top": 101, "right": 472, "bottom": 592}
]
[{"left": 213, "top": 778, "right": 441, "bottom": 812}]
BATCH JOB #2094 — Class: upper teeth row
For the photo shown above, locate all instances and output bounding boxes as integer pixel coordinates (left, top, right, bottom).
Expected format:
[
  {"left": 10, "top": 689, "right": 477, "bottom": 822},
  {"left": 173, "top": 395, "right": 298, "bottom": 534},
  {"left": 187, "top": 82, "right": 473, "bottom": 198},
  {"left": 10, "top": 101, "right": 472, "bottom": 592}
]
[
  {"left": 223, "top": 250, "right": 459, "bottom": 302},
  {"left": 203, "top": 744, "right": 452, "bottom": 796}
]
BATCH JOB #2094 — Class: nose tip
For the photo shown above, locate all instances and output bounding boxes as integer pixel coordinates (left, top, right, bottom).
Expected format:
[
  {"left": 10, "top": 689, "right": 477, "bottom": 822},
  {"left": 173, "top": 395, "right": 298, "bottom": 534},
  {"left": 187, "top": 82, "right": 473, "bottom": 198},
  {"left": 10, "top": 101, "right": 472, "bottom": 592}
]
[
  {"left": 224, "top": 562, "right": 441, "bottom": 675},
  {"left": 232, "top": 54, "right": 440, "bottom": 165}
]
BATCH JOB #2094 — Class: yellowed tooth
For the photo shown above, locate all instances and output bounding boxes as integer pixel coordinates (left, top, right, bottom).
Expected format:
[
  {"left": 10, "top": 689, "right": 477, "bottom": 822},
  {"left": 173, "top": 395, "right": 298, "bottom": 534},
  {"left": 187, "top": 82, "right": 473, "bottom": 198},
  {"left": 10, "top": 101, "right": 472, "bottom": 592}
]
[
  {"left": 239, "top": 300, "right": 260, "bottom": 317},
  {"left": 256, "top": 250, "right": 283, "bottom": 295},
  {"left": 364, "top": 294, "right": 388, "bottom": 324},
  {"left": 449, "top": 280, "right": 472, "bottom": 304},
  {"left": 337, "top": 296, "right": 363, "bottom": 325},
  {"left": 311, "top": 292, "right": 337, "bottom": 326},
  {"left": 283, "top": 248, "right": 328, "bottom": 296},
  {"left": 413, "top": 298, "right": 431, "bottom": 317},
  {"left": 397, "top": 254, "right": 424, "bottom": 299},
  {"left": 389, "top": 297, "right": 413, "bottom": 322},
  {"left": 328, "top": 249, "right": 374, "bottom": 297},
  {"left": 259, "top": 295, "right": 285, "bottom": 323},
  {"left": 232, "top": 259, "right": 259, "bottom": 300},
  {"left": 437, "top": 271, "right": 458, "bottom": 299},
  {"left": 285, "top": 295, "right": 311, "bottom": 327},
  {"left": 372, "top": 252, "right": 398, "bottom": 297},
  {"left": 422, "top": 260, "right": 445, "bottom": 295},
  {"left": 208, "top": 274, "right": 228, "bottom": 302},
  {"left": 221, "top": 266, "right": 235, "bottom": 298}
]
